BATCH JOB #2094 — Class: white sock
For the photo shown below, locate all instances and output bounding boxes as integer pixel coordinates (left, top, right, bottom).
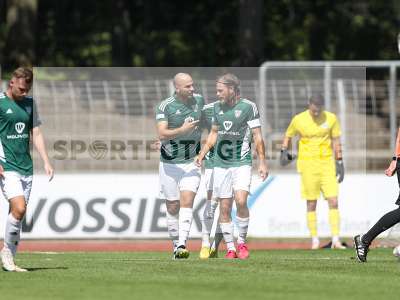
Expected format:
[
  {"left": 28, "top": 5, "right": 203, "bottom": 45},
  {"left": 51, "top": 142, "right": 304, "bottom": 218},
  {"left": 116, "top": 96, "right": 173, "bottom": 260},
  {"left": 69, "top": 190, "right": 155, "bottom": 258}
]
[
  {"left": 220, "top": 222, "right": 235, "bottom": 251},
  {"left": 312, "top": 237, "right": 320, "bottom": 245},
  {"left": 201, "top": 200, "right": 218, "bottom": 247},
  {"left": 332, "top": 236, "right": 340, "bottom": 244},
  {"left": 4, "top": 214, "right": 22, "bottom": 256},
  {"left": 236, "top": 216, "right": 249, "bottom": 245},
  {"left": 178, "top": 208, "right": 193, "bottom": 247},
  {"left": 201, "top": 201, "right": 212, "bottom": 247},
  {"left": 166, "top": 211, "right": 179, "bottom": 250}
]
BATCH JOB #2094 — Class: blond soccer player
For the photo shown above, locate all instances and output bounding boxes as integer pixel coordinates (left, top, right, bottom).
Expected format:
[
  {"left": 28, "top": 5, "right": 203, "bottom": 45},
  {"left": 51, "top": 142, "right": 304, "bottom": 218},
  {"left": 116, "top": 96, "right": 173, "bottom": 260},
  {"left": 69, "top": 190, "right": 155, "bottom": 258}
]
[{"left": 280, "top": 95, "right": 345, "bottom": 250}]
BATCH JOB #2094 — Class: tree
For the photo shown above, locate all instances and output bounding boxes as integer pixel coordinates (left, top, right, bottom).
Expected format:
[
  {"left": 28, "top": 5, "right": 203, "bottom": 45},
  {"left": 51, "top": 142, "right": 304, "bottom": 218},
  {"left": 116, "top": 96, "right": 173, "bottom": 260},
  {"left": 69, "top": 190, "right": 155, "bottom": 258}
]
[{"left": 4, "top": 0, "right": 37, "bottom": 68}]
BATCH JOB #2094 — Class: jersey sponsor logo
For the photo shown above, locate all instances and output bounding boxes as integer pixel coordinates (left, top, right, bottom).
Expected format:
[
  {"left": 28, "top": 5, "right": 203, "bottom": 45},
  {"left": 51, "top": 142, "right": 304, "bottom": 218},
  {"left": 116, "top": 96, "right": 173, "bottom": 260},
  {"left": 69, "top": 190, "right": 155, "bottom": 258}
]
[
  {"left": 223, "top": 121, "right": 233, "bottom": 131},
  {"left": 6, "top": 108, "right": 12, "bottom": 114},
  {"left": 218, "top": 130, "right": 240, "bottom": 136},
  {"left": 15, "top": 122, "right": 25, "bottom": 134},
  {"left": 234, "top": 110, "right": 242, "bottom": 118},
  {"left": 7, "top": 133, "right": 28, "bottom": 139}
]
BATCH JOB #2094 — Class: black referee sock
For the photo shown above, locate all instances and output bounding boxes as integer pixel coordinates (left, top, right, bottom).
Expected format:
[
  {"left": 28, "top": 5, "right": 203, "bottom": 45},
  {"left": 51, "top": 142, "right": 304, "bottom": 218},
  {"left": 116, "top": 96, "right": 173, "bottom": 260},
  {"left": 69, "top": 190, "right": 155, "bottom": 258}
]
[{"left": 362, "top": 207, "right": 400, "bottom": 245}]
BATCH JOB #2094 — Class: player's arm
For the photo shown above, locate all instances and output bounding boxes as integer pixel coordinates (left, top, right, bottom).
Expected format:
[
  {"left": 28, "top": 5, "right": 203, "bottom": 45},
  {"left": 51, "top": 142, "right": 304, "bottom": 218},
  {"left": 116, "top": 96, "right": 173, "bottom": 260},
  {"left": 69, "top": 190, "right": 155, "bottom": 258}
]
[
  {"left": 252, "top": 127, "right": 269, "bottom": 181},
  {"left": 195, "top": 125, "right": 218, "bottom": 167},
  {"left": 385, "top": 127, "right": 400, "bottom": 177},
  {"left": 156, "top": 119, "right": 199, "bottom": 140},
  {"left": 280, "top": 119, "right": 297, "bottom": 166},
  {"left": 332, "top": 136, "right": 344, "bottom": 183},
  {"left": 31, "top": 126, "right": 54, "bottom": 181}
]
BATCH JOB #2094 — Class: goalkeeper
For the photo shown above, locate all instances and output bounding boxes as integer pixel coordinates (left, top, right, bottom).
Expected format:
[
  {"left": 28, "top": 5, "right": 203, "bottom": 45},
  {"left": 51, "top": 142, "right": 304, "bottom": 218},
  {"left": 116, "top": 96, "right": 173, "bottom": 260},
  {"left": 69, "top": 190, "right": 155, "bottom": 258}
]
[
  {"left": 354, "top": 127, "right": 400, "bottom": 262},
  {"left": 280, "top": 95, "right": 345, "bottom": 249}
]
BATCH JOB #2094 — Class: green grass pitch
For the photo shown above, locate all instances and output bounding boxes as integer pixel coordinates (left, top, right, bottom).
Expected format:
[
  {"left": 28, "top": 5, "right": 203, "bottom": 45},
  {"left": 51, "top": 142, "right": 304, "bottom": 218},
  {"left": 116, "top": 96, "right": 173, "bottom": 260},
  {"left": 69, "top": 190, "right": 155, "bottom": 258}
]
[{"left": 0, "top": 249, "right": 399, "bottom": 300}]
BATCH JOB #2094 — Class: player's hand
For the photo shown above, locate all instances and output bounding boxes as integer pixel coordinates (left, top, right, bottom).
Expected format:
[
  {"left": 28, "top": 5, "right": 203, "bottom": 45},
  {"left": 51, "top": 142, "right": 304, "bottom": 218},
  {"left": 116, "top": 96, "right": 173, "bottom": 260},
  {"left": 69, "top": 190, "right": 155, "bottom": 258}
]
[
  {"left": 280, "top": 149, "right": 295, "bottom": 166},
  {"left": 150, "top": 140, "right": 161, "bottom": 151},
  {"left": 258, "top": 160, "right": 269, "bottom": 181},
  {"left": 385, "top": 159, "right": 398, "bottom": 177},
  {"left": 181, "top": 119, "right": 200, "bottom": 134},
  {"left": 194, "top": 155, "right": 203, "bottom": 168},
  {"left": 45, "top": 162, "right": 54, "bottom": 181},
  {"left": 336, "top": 159, "right": 344, "bottom": 183}
]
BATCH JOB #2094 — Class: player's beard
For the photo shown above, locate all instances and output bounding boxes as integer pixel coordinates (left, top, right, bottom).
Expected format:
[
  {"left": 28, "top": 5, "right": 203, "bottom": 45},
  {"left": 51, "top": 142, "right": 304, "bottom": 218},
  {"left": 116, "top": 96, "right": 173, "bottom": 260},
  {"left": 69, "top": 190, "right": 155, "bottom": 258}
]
[{"left": 225, "top": 92, "right": 237, "bottom": 106}]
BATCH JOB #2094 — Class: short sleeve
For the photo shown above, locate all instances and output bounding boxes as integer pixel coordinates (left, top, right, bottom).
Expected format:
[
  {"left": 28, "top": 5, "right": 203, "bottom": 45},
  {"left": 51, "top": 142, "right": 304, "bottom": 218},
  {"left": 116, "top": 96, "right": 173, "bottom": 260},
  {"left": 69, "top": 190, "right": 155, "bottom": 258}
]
[
  {"left": 285, "top": 117, "right": 298, "bottom": 137},
  {"left": 212, "top": 106, "right": 219, "bottom": 127},
  {"left": 155, "top": 102, "right": 168, "bottom": 122},
  {"left": 246, "top": 102, "right": 261, "bottom": 129},
  {"left": 331, "top": 115, "right": 341, "bottom": 138}
]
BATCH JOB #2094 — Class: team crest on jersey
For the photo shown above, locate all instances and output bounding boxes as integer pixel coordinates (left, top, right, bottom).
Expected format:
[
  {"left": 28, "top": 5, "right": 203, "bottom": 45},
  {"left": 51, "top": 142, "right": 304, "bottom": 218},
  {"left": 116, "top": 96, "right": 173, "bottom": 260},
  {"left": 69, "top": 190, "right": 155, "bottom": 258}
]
[
  {"left": 234, "top": 110, "right": 242, "bottom": 118},
  {"left": 175, "top": 109, "right": 181, "bottom": 115},
  {"left": 219, "top": 110, "right": 224, "bottom": 115},
  {"left": 223, "top": 121, "right": 233, "bottom": 131},
  {"left": 15, "top": 122, "right": 25, "bottom": 134}
]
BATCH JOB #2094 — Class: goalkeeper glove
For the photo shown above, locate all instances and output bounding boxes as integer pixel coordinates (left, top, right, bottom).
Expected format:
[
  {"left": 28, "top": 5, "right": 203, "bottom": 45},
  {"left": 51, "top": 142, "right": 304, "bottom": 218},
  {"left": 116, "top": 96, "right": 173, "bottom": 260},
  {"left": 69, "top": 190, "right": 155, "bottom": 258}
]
[
  {"left": 336, "top": 159, "right": 344, "bottom": 183},
  {"left": 280, "top": 149, "right": 295, "bottom": 166}
]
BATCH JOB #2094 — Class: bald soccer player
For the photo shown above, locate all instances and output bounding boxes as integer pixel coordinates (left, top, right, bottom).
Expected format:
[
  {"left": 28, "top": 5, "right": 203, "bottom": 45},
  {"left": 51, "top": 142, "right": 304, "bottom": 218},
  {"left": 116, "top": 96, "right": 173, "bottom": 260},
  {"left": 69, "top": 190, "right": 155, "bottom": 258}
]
[{"left": 155, "top": 73, "right": 204, "bottom": 259}]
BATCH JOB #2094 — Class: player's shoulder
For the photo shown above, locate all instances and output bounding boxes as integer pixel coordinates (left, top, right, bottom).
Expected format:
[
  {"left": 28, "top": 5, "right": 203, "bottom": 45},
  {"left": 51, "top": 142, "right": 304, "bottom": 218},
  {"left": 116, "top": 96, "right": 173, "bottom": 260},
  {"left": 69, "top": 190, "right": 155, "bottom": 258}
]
[
  {"left": 202, "top": 100, "right": 218, "bottom": 111},
  {"left": 157, "top": 96, "right": 175, "bottom": 112},
  {"left": 193, "top": 93, "right": 203, "bottom": 100},
  {"left": 239, "top": 98, "right": 258, "bottom": 115},
  {"left": 324, "top": 110, "right": 337, "bottom": 120},
  {"left": 294, "top": 110, "right": 309, "bottom": 120},
  {"left": 193, "top": 93, "right": 205, "bottom": 106},
  {"left": 23, "top": 96, "right": 34, "bottom": 104}
]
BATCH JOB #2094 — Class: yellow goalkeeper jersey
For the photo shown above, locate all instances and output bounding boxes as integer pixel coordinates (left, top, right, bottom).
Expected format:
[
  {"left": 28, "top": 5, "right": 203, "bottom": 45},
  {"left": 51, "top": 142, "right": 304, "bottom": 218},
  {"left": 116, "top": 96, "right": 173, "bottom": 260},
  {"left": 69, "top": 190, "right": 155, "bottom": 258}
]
[{"left": 285, "top": 110, "right": 341, "bottom": 172}]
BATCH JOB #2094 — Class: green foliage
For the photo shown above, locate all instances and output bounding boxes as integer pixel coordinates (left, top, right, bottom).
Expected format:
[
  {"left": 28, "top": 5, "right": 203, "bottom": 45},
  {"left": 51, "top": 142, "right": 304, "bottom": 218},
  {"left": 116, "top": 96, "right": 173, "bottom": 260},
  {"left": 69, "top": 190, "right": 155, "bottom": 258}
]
[{"left": 0, "top": 0, "right": 399, "bottom": 72}]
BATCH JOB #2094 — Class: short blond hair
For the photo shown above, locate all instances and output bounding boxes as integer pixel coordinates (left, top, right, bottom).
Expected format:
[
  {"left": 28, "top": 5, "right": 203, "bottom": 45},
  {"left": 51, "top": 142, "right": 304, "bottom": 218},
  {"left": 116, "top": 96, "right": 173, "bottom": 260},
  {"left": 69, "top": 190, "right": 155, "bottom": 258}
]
[{"left": 12, "top": 67, "right": 33, "bottom": 86}]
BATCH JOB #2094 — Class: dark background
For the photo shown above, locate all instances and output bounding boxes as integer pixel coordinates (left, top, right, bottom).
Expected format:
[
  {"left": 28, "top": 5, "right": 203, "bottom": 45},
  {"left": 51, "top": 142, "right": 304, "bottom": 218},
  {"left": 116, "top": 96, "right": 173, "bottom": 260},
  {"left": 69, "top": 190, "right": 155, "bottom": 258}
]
[{"left": 0, "top": 0, "right": 399, "bottom": 73}]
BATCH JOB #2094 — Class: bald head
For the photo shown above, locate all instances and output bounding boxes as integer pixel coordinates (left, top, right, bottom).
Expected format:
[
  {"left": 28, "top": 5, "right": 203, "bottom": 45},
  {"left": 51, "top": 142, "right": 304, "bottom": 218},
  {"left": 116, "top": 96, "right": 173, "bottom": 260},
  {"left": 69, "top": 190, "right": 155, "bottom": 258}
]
[{"left": 173, "top": 73, "right": 194, "bottom": 100}]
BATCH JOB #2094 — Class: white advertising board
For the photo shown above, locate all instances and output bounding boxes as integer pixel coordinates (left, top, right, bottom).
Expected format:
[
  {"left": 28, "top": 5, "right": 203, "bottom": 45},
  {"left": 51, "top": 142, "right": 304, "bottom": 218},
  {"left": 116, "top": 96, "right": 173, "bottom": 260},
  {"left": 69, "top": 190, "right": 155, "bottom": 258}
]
[{"left": 0, "top": 173, "right": 397, "bottom": 238}]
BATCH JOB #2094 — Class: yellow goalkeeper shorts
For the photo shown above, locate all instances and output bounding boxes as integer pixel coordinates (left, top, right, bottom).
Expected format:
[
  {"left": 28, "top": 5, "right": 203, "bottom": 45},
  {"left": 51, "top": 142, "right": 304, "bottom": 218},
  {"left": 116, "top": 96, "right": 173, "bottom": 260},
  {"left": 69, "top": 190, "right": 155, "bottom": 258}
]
[{"left": 300, "top": 162, "right": 338, "bottom": 200}]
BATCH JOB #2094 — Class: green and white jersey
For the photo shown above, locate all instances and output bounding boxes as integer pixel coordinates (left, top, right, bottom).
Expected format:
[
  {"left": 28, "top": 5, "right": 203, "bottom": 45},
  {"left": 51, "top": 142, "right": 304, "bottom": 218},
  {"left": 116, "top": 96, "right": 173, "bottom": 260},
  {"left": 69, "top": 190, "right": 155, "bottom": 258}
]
[
  {"left": 201, "top": 101, "right": 218, "bottom": 169},
  {"left": 0, "top": 92, "right": 41, "bottom": 175},
  {"left": 156, "top": 93, "right": 204, "bottom": 164},
  {"left": 212, "top": 98, "right": 261, "bottom": 168}
]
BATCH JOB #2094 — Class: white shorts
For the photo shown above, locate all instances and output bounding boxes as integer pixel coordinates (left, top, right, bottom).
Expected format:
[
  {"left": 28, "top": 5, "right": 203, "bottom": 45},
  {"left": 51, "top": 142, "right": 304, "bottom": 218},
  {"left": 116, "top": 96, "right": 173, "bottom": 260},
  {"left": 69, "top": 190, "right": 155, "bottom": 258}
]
[
  {"left": 159, "top": 161, "right": 201, "bottom": 201},
  {"left": 213, "top": 165, "right": 252, "bottom": 199},
  {"left": 0, "top": 171, "right": 33, "bottom": 203},
  {"left": 204, "top": 168, "right": 214, "bottom": 192}
]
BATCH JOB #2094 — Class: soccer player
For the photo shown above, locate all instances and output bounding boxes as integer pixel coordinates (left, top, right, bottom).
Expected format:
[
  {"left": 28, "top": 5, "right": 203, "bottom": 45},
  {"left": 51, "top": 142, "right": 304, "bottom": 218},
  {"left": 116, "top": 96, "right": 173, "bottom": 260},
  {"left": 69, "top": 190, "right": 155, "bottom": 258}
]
[
  {"left": 280, "top": 95, "right": 345, "bottom": 250},
  {"left": 155, "top": 73, "right": 204, "bottom": 259},
  {"left": 0, "top": 67, "right": 54, "bottom": 272},
  {"left": 196, "top": 73, "right": 268, "bottom": 259},
  {"left": 199, "top": 100, "right": 223, "bottom": 259},
  {"left": 354, "top": 127, "right": 400, "bottom": 262}
]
